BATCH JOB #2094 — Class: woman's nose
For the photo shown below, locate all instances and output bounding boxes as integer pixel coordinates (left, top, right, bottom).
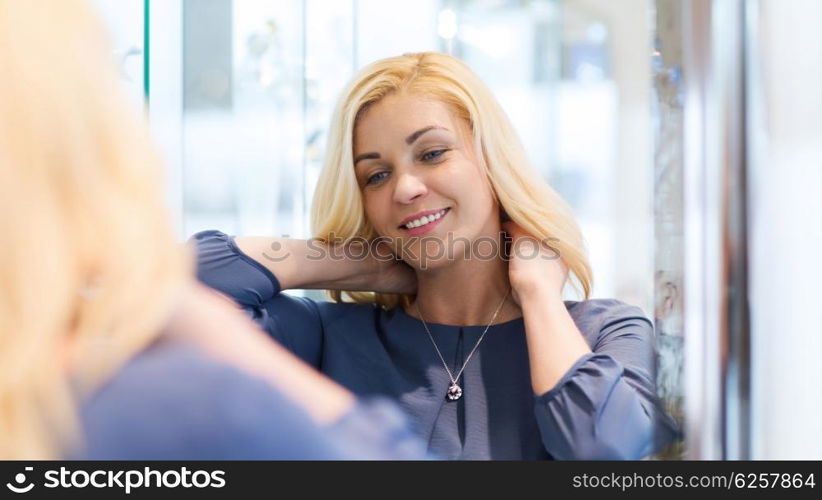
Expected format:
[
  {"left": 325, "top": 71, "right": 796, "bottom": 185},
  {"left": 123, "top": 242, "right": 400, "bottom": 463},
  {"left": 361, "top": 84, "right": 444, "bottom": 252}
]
[{"left": 392, "top": 171, "right": 428, "bottom": 204}]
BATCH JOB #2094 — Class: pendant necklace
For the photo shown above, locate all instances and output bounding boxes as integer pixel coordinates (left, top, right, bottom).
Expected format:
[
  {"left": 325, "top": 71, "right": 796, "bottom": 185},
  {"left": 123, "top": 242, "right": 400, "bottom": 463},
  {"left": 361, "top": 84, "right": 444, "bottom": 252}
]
[{"left": 415, "top": 287, "right": 510, "bottom": 401}]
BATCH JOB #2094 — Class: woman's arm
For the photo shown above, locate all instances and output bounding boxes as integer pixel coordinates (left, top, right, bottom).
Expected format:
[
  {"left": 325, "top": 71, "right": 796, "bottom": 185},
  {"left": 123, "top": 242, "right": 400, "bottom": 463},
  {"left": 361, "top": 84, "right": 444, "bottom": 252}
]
[
  {"left": 159, "top": 282, "right": 431, "bottom": 459},
  {"left": 234, "top": 236, "right": 416, "bottom": 294},
  {"left": 166, "top": 281, "right": 354, "bottom": 424},
  {"left": 504, "top": 222, "right": 680, "bottom": 460},
  {"left": 79, "top": 282, "right": 430, "bottom": 459},
  {"left": 520, "top": 288, "right": 592, "bottom": 394},
  {"left": 529, "top": 301, "right": 681, "bottom": 460},
  {"left": 193, "top": 230, "right": 414, "bottom": 368},
  {"left": 502, "top": 221, "right": 591, "bottom": 394}
]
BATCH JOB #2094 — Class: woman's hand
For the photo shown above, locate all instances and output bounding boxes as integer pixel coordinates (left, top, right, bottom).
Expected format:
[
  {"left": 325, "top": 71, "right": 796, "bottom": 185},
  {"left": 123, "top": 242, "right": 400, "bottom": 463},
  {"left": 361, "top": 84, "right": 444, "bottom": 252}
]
[
  {"left": 364, "top": 239, "right": 418, "bottom": 295},
  {"left": 502, "top": 221, "right": 568, "bottom": 305}
]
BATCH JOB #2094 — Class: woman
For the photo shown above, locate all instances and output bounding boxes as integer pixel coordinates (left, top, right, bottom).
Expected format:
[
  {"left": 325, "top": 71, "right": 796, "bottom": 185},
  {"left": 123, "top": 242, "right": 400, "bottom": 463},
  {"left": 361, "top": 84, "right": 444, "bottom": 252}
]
[
  {"left": 195, "top": 52, "right": 681, "bottom": 459},
  {"left": 0, "top": 0, "right": 424, "bottom": 460}
]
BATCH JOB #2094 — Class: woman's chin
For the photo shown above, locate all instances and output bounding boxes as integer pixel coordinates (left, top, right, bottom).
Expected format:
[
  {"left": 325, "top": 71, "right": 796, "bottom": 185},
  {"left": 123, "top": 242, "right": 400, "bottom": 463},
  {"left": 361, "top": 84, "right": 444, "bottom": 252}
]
[{"left": 407, "top": 257, "right": 452, "bottom": 272}]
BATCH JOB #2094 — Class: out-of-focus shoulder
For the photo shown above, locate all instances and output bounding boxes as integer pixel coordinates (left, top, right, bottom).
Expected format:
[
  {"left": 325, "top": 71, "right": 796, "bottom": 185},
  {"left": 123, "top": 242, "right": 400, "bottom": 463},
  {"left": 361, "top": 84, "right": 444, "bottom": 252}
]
[{"left": 76, "top": 340, "right": 340, "bottom": 459}]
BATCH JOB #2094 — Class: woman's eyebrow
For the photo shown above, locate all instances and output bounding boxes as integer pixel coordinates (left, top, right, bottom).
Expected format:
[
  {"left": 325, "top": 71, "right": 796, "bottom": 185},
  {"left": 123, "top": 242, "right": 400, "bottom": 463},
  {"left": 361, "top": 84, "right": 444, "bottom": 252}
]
[
  {"left": 354, "top": 152, "right": 380, "bottom": 165},
  {"left": 405, "top": 125, "right": 448, "bottom": 145},
  {"left": 354, "top": 126, "right": 450, "bottom": 166}
]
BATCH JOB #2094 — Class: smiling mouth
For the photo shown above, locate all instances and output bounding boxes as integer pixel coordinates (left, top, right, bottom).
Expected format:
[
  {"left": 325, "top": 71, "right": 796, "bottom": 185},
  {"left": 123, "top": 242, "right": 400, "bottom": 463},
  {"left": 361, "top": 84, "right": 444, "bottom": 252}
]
[{"left": 399, "top": 208, "right": 450, "bottom": 230}]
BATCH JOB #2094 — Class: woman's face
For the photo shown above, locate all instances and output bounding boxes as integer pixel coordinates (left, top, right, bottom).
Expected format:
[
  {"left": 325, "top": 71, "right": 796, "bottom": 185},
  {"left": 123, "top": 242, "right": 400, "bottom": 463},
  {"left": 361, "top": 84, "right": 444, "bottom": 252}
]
[{"left": 353, "top": 91, "right": 500, "bottom": 270}]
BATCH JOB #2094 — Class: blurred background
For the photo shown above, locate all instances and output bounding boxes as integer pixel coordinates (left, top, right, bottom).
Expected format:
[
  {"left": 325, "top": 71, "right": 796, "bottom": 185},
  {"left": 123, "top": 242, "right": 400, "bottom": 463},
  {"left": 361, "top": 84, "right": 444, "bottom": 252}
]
[{"left": 91, "top": 0, "right": 821, "bottom": 459}]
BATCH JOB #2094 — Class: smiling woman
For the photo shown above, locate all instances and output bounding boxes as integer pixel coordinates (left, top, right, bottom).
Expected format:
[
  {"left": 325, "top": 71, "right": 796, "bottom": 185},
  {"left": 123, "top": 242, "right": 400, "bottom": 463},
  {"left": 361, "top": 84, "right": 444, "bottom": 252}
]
[{"left": 194, "top": 52, "right": 681, "bottom": 459}]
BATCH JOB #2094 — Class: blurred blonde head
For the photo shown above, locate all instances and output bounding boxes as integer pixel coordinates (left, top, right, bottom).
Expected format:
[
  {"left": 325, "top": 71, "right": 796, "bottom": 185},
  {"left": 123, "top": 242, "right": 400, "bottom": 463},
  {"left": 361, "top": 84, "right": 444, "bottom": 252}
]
[
  {"left": 0, "top": 0, "right": 188, "bottom": 458},
  {"left": 312, "top": 52, "right": 592, "bottom": 308}
]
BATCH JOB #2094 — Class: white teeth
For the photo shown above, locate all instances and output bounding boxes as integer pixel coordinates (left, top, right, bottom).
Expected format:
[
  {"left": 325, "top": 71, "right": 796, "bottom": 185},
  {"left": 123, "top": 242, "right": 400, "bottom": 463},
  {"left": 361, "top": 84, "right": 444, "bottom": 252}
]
[{"left": 404, "top": 209, "right": 447, "bottom": 229}]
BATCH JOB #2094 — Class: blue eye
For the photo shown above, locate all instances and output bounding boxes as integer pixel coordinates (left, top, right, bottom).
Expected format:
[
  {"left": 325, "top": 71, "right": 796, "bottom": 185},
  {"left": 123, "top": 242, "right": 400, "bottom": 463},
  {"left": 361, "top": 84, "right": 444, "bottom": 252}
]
[
  {"left": 366, "top": 171, "right": 389, "bottom": 185},
  {"left": 421, "top": 149, "right": 447, "bottom": 162}
]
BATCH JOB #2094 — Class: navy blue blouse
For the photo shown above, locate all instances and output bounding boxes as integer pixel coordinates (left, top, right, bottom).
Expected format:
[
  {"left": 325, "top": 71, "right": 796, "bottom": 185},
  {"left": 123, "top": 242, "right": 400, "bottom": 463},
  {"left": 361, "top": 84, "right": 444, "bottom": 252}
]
[{"left": 194, "top": 230, "right": 681, "bottom": 460}]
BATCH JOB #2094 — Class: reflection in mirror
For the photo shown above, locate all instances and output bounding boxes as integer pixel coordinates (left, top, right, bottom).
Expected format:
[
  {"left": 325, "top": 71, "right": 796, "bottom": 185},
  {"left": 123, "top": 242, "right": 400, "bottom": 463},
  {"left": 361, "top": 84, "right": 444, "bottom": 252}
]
[{"left": 156, "top": 0, "right": 685, "bottom": 458}]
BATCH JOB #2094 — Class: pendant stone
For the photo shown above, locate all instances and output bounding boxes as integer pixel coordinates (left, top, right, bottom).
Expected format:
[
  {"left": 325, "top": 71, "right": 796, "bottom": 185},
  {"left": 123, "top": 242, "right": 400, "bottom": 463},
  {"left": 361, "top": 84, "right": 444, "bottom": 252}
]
[{"left": 446, "top": 383, "right": 463, "bottom": 401}]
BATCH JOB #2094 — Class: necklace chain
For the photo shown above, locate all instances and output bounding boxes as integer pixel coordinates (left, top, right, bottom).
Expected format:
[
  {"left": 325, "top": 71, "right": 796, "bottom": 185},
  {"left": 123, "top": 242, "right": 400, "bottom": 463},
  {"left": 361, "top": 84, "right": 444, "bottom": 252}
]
[{"left": 415, "top": 288, "right": 511, "bottom": 390}]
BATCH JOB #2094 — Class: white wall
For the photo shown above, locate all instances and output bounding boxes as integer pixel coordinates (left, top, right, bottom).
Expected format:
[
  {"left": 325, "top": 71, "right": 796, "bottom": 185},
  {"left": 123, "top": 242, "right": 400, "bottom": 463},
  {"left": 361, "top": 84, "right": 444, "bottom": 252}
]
[{"left": 749, "top": 0, "right": 822, "bottom": 460}]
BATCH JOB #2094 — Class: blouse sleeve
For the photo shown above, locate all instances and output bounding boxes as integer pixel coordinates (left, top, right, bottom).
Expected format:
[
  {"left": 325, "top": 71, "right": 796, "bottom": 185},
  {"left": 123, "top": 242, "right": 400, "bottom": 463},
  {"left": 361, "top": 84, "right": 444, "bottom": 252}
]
[
  {"left": 532, "top": 299, "right": 682, "bottom": 460},
  {"left": 192, "top": 230, "right": 324, "bottom": 368}
]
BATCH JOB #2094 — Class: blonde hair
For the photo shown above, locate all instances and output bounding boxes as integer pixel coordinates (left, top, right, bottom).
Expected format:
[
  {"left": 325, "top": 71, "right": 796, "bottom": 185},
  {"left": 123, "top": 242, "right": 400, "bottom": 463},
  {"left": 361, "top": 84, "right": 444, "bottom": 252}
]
[
  {"left": 0, "top": 0, "right": 188, "bottom": 458},
  {"left": 312, "top": 52, "right": 592, "bottom": 308}
]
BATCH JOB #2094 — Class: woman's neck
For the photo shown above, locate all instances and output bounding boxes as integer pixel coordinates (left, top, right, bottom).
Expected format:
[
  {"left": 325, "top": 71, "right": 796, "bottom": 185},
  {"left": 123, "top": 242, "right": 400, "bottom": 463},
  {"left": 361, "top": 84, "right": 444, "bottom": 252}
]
[{"left": 406, "top": 257, "right": 521, "bottom": 326}]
